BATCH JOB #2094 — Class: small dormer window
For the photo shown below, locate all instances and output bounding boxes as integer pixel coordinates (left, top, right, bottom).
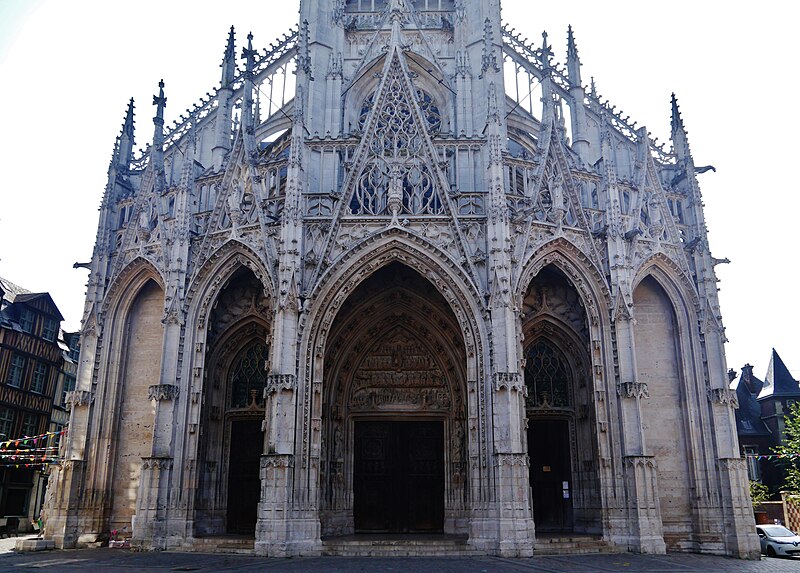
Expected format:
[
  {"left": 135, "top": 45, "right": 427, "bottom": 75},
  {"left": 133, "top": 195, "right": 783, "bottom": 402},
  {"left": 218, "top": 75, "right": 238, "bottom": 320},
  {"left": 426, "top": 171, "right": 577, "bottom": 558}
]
[
  {"left": 19, "top": 308, "right": 34, "bottom": 333},
  {"left": 42, "top": 318, "right": 58, "bottom": 342}
]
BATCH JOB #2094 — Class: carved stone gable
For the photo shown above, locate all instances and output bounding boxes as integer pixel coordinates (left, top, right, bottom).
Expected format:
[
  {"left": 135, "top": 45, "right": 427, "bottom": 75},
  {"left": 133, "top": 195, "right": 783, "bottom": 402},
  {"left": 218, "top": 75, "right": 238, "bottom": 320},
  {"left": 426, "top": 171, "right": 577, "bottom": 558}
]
[{"left": 349, "top": 53, "right": 444, "bottom": 218}]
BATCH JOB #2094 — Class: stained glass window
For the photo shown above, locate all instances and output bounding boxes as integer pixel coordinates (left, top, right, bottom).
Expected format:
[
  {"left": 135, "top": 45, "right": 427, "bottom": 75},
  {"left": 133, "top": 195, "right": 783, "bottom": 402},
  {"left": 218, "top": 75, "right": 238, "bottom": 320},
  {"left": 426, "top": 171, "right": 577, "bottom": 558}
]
[
  {"left": 524, "top": 340, "right": 571, "bottom": 408},
  {"left": 230, "top": 342, "right": 268, "bottom": 408}
]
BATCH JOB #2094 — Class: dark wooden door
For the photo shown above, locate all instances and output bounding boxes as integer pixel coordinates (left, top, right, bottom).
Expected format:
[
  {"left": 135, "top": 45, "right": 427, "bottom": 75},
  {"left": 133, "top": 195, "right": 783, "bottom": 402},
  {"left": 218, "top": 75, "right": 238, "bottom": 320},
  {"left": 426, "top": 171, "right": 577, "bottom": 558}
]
[
  {"left": 226, "top": 419, "right": 262, "bottom": 534},
  {"left": 353, "top": 420, "right": 444, "bottom": 533},
  {"left": 528, "top": 419, "right": 573, "bottom": 532}
]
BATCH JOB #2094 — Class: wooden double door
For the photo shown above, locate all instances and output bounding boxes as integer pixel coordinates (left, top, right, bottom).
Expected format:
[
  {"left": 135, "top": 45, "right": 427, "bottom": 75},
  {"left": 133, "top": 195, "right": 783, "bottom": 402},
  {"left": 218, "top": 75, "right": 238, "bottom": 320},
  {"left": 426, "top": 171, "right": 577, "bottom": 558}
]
[
  {"left": 353, "top": 420, "right": 444, "bottom": 533},
  {"left": 528, "top": 418, "right": 574, "bottom": 532},
  {"left": 226, "top": 419, "right": 262, "bottom": 534}
]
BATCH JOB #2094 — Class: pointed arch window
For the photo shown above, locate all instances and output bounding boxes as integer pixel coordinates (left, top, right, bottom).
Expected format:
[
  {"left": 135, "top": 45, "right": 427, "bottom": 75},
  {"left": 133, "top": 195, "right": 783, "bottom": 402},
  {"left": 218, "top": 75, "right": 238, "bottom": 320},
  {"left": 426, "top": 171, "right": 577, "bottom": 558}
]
[
  {"left": 230, "top": 342, "right": 268, "bottom": 409},
  {"left": 524, "top": 340, "right": 572, "bottom": 409}
]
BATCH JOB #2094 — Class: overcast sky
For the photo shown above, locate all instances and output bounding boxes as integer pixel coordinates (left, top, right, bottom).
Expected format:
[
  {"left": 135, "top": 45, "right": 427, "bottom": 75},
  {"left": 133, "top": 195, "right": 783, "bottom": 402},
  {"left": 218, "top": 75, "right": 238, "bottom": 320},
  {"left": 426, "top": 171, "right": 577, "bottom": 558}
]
[{"left": 0, "top": 1, "right": 797, "bottom": 380}]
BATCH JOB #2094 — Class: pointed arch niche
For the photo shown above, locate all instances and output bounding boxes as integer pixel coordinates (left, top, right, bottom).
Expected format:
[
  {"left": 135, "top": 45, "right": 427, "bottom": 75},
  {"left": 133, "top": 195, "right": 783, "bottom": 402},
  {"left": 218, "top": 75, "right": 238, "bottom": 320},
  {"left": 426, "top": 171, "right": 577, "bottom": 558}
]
[
  {"left": 520, "top": 265, "right": 602, "bottom": 534},
  {"left": 108, "top": 278, "right": 164, "bottom": 533},
  {"left": 632, "top": 274, "right": 696, "bottom": 549},
  {"left": 194, "top": 266, "right": 272, "bottom": 537},
  {"left": 320, "top": 262, "right": 468, "bottom": 537}
]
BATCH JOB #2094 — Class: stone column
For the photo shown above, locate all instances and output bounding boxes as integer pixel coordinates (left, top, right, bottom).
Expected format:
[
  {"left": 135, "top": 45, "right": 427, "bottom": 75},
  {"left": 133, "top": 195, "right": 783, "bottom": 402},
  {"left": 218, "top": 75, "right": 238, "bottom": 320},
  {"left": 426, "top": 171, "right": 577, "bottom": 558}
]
[
  {"left": 130, "top": 384, "right": 178, "bottom": 550},
  {"left": 255, "top": 373, "right": 321, "bottom": 557},
  {"left": 44, "top": 389, "right": 95, "bottom": 549}
]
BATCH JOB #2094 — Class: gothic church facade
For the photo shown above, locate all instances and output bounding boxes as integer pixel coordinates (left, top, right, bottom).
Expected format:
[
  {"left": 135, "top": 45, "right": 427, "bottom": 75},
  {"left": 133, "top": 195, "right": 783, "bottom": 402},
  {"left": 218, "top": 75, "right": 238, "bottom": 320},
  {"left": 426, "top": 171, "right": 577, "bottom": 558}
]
[{"left": 44, "top": 0, "right": 759, "bottom": 558}]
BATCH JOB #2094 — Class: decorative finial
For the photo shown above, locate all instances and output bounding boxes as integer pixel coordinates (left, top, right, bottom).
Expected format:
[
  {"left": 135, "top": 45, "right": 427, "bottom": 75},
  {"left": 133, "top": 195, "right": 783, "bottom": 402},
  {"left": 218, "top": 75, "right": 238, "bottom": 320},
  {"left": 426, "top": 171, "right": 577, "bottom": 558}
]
[
  {"left": 539, "top": 30, "right": 553, "bottom": 68},
  {"left": 153, "top": 79, "right": 167, "bottom": 121},
  {"left": 242, "top": 31, "right": 256, "bottom": 75}
]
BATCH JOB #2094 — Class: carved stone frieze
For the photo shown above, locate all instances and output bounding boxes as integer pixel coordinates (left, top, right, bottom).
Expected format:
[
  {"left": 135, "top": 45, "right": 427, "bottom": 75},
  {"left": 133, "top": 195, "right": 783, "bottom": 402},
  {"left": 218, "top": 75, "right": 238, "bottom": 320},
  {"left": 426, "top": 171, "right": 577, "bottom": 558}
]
[
  {"left": 617, "top": 381, "right": 649, "bottom": 400},
  {"left": 148, "top": 384, "right": 180, "bottom": 401},
  {"left": 707, "top": 387, "right": 739, "bottom": 408},
  {"left": 264, "top": 374, "right": 297, "bottom": 396},
  {"left": 142, "top": 457, "right": 173, "bottom": 470},
  {"left": 65, "top": 390, "right": 94, "bottom": 409},
  {"left": 493, "top": 372, "right": 526, "bottom": 395},
  {"left": 261, "top": 454, "right": 293, "bottom": 469},
  {"left": 496, "top": 453, "right": 530, "bottom": 467}
]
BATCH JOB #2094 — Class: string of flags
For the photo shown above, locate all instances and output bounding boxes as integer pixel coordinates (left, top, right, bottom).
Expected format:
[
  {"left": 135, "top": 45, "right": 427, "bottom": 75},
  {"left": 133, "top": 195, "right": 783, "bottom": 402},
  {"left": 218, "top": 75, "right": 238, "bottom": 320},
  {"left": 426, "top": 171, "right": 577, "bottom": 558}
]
[
  {"left": 0, "top": 428, "right": 67, "bottom": 469},
  {"left": 753, "top": 454, "right": 800, "bottom": 461}
]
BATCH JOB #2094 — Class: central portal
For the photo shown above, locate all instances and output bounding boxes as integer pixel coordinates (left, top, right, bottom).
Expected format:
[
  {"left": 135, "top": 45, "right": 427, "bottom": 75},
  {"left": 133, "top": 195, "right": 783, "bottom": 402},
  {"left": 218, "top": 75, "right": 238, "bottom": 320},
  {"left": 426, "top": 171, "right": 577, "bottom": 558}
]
[{"left": 353, "top": 420, "right": 444, "bottom": 533}]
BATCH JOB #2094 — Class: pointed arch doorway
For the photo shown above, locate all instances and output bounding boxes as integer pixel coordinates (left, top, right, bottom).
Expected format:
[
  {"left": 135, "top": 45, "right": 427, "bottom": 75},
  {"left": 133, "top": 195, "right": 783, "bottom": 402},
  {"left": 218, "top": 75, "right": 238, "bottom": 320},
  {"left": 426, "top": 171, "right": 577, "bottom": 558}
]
[
  {"left": 521, "top": 265, "right": 602, "bottom": 535},
  {"left": 320, "top": 262, "right": 468, "bottom": 537}
]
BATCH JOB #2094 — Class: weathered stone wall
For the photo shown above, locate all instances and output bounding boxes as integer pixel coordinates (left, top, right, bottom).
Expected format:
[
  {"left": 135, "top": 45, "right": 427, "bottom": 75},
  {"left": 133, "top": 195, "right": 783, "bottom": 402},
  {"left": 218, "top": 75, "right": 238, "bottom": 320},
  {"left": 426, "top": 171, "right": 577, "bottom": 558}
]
[
  {"left": 109, "top": 280, "right": 162, "bottom": 532},
  {"left": 633, "top": 276, "right": 693, "bottom": 547}
]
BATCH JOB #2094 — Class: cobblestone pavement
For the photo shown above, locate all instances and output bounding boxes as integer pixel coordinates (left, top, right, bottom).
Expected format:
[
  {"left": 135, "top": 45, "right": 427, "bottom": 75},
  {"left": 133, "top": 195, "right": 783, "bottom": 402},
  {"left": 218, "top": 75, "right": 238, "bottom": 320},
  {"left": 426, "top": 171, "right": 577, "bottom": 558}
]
[{"left": 0, "top": 550, "right": 797, "bottom": 573}]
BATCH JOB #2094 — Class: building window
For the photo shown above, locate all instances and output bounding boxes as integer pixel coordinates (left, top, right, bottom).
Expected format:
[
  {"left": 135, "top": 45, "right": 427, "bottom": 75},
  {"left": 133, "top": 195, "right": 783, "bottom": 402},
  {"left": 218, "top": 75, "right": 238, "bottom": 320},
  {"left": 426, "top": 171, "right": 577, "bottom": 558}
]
[
  {"left": 230, "top": 342, "right": 268, "bottom": 408},
  {"left": 19, "top": 308, "right": 34, "bottom": 333},
  {"left": 0, "top": 407, "right": 14, "bottom": 440},
  {"left": 62, "top": 374, "right": 76, "bottom": 406},
  {"left": 20, "top": 413, "right": 38, "bottom": 438},
  {"left": 42, "top": 318, "right": 58, "bottom": 342},
  {"left": 524, "top": 340, "right": 572, "bottom": 409},
  {"left": 68, "top": 337, "right": 80, "bottom": 362},
  {"left": 6, "top": 354, "right": 25, "bottom": 387},
  {"left": 743, "top": 446, "right": 761, "bottom": 481},
  {"left": 31, "top": 363, "right": 47, "bottom": 394}
]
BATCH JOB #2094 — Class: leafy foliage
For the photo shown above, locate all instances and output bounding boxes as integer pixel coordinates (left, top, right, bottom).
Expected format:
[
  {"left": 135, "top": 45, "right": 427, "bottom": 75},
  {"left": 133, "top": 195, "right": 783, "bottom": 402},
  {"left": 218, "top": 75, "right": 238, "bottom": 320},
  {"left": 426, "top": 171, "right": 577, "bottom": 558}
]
[
  {"left": 749, "top": 480, "right": 770, "bottom": 509},
  {"left": 774, "top": 401, "right": 800, "bottom": 493}
]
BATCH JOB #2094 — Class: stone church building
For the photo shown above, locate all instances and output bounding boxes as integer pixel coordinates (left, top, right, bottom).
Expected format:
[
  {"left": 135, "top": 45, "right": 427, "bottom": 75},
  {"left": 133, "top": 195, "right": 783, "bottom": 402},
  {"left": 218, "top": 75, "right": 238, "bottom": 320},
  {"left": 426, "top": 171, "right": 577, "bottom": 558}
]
[{"left": 44, "top": 0, "right": 759, "bottom": 558}]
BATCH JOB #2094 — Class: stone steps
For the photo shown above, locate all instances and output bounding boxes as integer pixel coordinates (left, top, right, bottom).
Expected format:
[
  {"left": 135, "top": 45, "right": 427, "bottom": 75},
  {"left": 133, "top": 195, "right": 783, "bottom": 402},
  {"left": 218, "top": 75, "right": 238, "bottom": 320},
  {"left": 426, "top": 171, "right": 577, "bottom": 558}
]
[
  {"left": 322, "top": 535, "right": 485, "bottom": 557},
  {"left": 190, "top": 536, "right": 255, "bottom": 554},
  {"left": 533, "top": 535, "right": 617, "bottom": 555}
]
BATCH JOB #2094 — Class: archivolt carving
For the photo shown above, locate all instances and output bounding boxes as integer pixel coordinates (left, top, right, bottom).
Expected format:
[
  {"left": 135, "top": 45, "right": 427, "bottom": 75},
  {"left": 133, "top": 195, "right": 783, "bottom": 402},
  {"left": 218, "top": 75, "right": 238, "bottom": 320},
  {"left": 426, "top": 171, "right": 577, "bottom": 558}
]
[
  {"left": 515, "top": 238, "right": 610, "bottom": 326},
  {"left": 632, "top": 252, "right": 700, "bottom": 314},
  {"left": 187, "top": 242, "right": 274, "bottom": 330},
  {"left": 102, "top": 256, "right": 166, "bottom": 319}
]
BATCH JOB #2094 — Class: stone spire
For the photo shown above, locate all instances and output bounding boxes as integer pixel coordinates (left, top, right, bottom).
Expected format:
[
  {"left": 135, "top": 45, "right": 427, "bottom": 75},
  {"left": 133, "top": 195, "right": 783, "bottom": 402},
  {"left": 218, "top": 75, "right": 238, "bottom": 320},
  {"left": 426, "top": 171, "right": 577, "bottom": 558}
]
[
  {"left": 151, "top": 79, "right": 167, "bottom": 189},
  {"left": 221, "top": 25, "right": 236, "bottom": 88},
  {"left": 539, "top": 31, "right": 555, "bottom": 123},
  {"left": 213, "top": 27, "right": 236, "bottom": 171},
  {"left": 670, "top": 92, "right": 691, "bottom": 162},
  {"left": 565, "top": 26, "right": 590, "bottom": 163},
  {"left": 566, "top": 25, "right": 581, "bottom": 87},
  {"left": 118, "top": 98, "right": 136, "bottom": 170}
]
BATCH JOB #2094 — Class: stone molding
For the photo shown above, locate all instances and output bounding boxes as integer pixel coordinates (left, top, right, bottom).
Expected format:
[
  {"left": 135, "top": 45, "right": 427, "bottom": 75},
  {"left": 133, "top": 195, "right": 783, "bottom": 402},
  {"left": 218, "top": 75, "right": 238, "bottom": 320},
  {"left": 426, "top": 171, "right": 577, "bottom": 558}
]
[
  {"left": 496, "top": 452, "right": 530, "bottom": 467},
  {"left": 493, "top": 372, "right": 527, "bottom": 395},
  {"left": 617, "top": 381, "right": 650, "bottom": 400},
  {"left": 65, "top": 390, "right": 94, "bottom": 409},
  {"left": 623, "top": 454, "right": 657, "bottom": 470},
  {"left": 263, "top": 374, "right": 297, "bottom": 397},
  {"left": 142, "top": 457, "right": 173, "bottom": 470},
  {"left": 147, "top": 384, "right": 180, "bottom": 401},
  {"left": 261, "top": 454, "right": 293, "bottom": 469},
  {"left": 707, "top": 387, "right": 738, "bottom": 408}
]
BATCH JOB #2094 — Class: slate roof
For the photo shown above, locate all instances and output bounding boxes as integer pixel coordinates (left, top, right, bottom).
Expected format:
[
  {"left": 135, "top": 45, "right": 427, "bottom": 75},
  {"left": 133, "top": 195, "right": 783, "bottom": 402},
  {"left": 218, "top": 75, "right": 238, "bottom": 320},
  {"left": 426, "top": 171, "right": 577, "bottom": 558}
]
[
  {"left": 730, "top": 364, "right": 771, "bottom": 436},
  {"left": 757, "top": 349, "right": 800, "bottom": 399}
]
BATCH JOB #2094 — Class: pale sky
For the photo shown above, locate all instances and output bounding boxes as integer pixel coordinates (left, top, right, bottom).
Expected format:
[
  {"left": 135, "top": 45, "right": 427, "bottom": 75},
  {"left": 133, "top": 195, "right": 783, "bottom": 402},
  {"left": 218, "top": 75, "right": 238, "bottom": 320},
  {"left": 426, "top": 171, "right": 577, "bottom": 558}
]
[{"left": 0, "top": 1, "right": 797, "bottom": 380}]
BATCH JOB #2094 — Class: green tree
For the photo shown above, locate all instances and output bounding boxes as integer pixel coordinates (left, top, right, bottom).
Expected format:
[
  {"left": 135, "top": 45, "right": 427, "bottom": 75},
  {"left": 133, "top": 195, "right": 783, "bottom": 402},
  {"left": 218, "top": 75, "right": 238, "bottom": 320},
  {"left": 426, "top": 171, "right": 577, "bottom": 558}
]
[
  {"left": 749, "top": 480, "right": 769, "bottom": 510},
  {"left": 774, "top": 401, "right": 800, "bottom": 494}
]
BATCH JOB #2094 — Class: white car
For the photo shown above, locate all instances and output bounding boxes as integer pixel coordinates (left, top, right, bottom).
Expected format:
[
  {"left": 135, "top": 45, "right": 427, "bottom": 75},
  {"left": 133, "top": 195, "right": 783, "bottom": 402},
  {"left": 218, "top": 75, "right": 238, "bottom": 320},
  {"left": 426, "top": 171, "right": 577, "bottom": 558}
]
[{"left": 757, "top": 524, "right": 800, "bottom": 557}]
